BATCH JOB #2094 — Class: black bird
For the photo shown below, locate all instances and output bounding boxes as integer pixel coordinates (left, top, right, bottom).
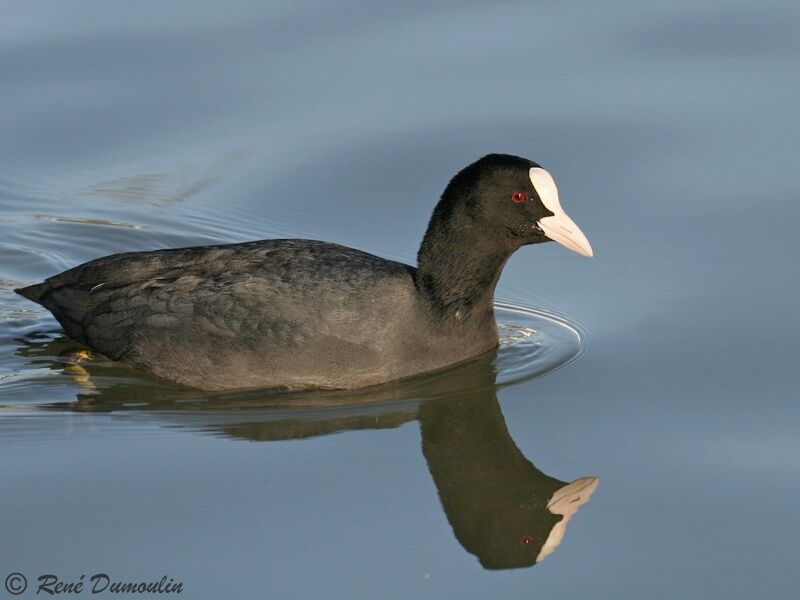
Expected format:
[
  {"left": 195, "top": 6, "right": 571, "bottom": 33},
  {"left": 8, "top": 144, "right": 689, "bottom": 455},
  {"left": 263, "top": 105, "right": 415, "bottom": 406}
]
[{"left": 15, "top": 154, "right": 593, "bottom": 391}]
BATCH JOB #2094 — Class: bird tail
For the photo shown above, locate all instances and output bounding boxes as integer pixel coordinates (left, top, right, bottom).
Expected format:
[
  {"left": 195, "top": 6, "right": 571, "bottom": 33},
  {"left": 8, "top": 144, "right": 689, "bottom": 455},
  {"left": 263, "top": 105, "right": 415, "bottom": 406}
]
[{"left": 14, "top": 282, "right": 50, "bottom": 304}]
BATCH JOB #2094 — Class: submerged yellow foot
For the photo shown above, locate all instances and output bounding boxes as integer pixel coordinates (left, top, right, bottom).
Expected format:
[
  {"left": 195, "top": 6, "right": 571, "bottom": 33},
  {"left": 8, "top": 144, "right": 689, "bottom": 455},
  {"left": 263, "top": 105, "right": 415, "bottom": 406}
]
[
  {"left": 60, "top": 348, "right": 97, "bottom": 394},
  {"left": 68, "top": 349, "right": 94, "bottom": 361}
]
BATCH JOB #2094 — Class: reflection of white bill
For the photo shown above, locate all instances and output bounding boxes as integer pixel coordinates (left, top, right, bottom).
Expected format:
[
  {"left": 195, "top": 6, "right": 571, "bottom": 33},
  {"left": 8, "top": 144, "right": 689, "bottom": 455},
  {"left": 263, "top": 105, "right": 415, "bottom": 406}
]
[{"left": 537, "top": 476, "right": 601, "bottom": 562}]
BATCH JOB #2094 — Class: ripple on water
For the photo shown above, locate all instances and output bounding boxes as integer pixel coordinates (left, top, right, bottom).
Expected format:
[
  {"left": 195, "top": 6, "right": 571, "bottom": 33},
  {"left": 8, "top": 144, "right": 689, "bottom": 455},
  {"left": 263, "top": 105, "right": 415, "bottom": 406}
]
[{"left": 494, "top": 301, "right": 584, "bottom": 387}]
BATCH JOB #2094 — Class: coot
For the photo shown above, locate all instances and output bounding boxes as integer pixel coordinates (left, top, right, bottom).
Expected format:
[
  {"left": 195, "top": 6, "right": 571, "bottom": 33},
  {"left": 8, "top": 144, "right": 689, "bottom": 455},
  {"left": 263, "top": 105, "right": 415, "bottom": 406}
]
[{"left": 16, "top": 154, "right": 592, "bottom": 391}]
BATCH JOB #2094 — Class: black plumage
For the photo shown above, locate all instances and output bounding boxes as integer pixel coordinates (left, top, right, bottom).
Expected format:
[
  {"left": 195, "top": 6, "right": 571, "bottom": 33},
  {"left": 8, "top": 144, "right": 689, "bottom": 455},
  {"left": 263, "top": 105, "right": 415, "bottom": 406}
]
[{"left": 15, "top": 154, "right": 590, "bottom": 391}]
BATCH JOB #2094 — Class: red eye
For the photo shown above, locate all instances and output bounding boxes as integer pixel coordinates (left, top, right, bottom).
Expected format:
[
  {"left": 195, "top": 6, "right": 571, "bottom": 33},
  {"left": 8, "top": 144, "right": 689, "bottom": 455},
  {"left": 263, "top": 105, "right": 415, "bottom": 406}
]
[{"left": 511, "top": 191, "right": 526, "bottom": 204}]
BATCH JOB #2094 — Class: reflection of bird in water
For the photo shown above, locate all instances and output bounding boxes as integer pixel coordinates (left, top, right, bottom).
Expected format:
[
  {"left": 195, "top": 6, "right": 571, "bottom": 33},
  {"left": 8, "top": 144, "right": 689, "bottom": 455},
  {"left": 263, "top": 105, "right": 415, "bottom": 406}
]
[
  {"left": 20, "top": 334, "right": 598, "bottom": 570},
  {"left": 420, "top": 395, "right": 597, "bottom": 568}
]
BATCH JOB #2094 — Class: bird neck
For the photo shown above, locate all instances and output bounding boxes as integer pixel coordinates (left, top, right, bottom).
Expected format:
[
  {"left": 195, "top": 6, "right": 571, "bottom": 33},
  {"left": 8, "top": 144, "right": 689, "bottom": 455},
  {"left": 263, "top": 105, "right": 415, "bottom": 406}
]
[{"left": 415, "top": 216, "right": 512, "bottom": 321}]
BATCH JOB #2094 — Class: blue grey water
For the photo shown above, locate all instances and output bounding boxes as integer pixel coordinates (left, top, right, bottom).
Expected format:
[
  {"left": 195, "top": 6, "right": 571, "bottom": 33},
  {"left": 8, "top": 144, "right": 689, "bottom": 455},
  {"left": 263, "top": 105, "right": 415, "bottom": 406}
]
[{"left": 1, "top": 0, "right": 799, "bottom": 598}]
